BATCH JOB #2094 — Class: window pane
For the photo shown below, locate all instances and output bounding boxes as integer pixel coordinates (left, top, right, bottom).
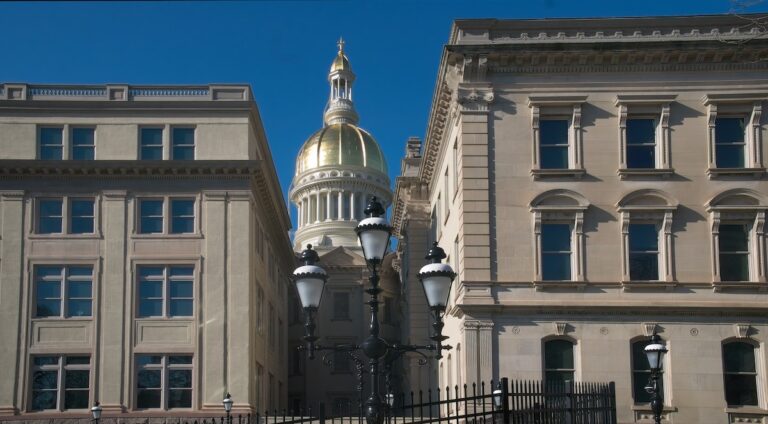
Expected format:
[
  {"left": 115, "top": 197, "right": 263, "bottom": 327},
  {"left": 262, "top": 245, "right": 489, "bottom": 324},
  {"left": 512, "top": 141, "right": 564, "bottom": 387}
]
[
  {"left": 626, "top": 119, "right": 656, "bottom": 144},
  {"left": 545, "top": 371, "right": 574, "bottom": 385},
  {"left": 170, "top": 299, "right": 193, "bottom": 316},
  {"left": 32, "top": 370, "right": 58, "bottom": 390},
  {"left": 170, "top": 281, "right": 193, "bottom": 298},
  {"left": 64, "top": 390, "right": 89, "bottom": 409},
  {"left": 629, "top": 224, "right": 658, "bottom": 251},
  {"left": 66, "top": 356, "right": 90, "bottom": 365},
  {"left": 31, "top": 390, "right": 57, "bottom": 410},
  {"left": 540, "top": 146, "right": 569, "bottom": 169},
  {"left": 168, "top": 355, "right": 193, "bottom": 365},
  {"left": 40, "top": 128, "right": 63, "bottom": 160},
  {"left": 141, "top": 146, "right": 163, "bottom": 160},
  {"left": 38, "top": 199, "right": 63, "bottom": 234},
  {"left": 540, "top": 120, "right": 569, "bottom": 145},
  {"left": 724, "top": 343, "right": 756, "bottom": 373},
  {"left": 139, "top": 266, "right": 164, "bottom": 278},
  {"left": 36, "top": 281, "right": 61, "bottom": 317},
  {"left": 70, "top": 218, "right": 94, "bottom": 234},
  {"left": 715, "top": 118, "right": 745, "bottom": 144},
  {"left": 630, "top": 253, "right": 659, "bottom": 280},
  {"left": 65, "top": 370, "right": 89, "bottom": 389},
  {"left": 67, "top": 299, "right": 92, "bottom": 317},
  {"left": 725, "top": 374, "right": 758, "bottom": 406},
  {"left": 68, "top": 281, "right": 92, "bottom": 298},
  {"left": 720, "top": 255, "right": 750, "bottom": 281},
  {"left": 71, "top": 128, "right": 95, "bottom": 160},
  {"left": 716, "top": 145, "right": 745, "bottom": 168},
  {"left": 137, "top": 355, "right": 163, "bottom": 366},
  {"left": 542, "top": 224, "right": 571, "bottom": 251},
  {"left": 139, "top": 200, "right": 164, "bottom": 234},
  {"left": 169, "top": 266, "right": 194, "bottom": 277},
  {"left": 542, "top": 253, "right": 571, "bottom": 281},
  {"left": 719, "top": 225, "right": 748, "bottom": 252},
  {"left": 632, "top": 371, "right": 652, "bottom": 403},
  {"left": 544, "top": 340, "right": 574, "bottom": 369},
  {"left": 632, "top": 341, "right": 651, "bottom": 370},
  {"left": 140, "top": 128, "right": 163, "bottom": 160},
  {"left": 34, "top": 356, "right": 58, "bottom": 366},
  {"left": 168, "top": 389, "right": 192, "bottom": 408},
  {"left": 137, "top": 389, "right": 162, "bottom": 409},
  {"left": 70, "top": 200, "right": 95, "bottom": 234},
  {"left": 626, "top": 145, "right": 655, "bottom": 169},
  {"left": 169, "top": 369, "right": 192, "bottom": 388},
  {"left": 170, "top": 199, "right": 195, "bottom": 234},
  {"left": 172, "top": 128, "right": 195, "bottom": 160},
  {"left": 137, "top": 369, "right": 161, "bottom": 389}
]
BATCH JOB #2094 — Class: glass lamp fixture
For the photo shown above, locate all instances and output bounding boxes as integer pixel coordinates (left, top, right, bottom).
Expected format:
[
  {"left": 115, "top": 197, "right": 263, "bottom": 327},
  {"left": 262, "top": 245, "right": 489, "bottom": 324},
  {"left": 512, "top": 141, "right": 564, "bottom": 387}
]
[
  {"left": 91, "top": 401, "right": 102, "bottom": 420},
  {"left": 386, "top": 393, "right": 394, "bottom": 408},
  {"left": 293, "top": 245, "right": 328, "bottom": 309},
  {"left": 492, "top": 388, "right": 503, "bottom": 409},
  {"left": 222, "top": 393, "right": 233, "bottom": 413},
  {"left": 356, "top": 197, "right": 392, "bottom": 263},
  {"left": 418, "top": 242, "right": 456, "bottom": 309},
  {"left": 644, "top": 333, "right": 667, "bottom": 371}
]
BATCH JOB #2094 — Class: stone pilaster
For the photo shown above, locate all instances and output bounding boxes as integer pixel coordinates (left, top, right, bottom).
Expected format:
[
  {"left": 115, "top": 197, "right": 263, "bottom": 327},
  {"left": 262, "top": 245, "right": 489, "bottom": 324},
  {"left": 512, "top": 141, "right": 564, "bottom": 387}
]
[
  {"left": 0, "top": 191, "right": 25, "bottom": 415},
  {"left": 462, "top": 319, "right": 494, "bottom": 386}
]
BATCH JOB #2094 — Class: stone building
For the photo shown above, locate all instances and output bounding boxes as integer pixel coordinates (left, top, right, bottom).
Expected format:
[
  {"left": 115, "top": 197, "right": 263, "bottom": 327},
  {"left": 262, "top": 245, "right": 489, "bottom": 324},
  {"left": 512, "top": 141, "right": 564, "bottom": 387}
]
[
  {"left": 392, "top": 15, "right": 768, "bottom": 423},
  {"left": 287, "top": 42, "right": 400, "bottom": 412},
  {"left": 0, "top": 84, "right": 293, "bottom": 419}
]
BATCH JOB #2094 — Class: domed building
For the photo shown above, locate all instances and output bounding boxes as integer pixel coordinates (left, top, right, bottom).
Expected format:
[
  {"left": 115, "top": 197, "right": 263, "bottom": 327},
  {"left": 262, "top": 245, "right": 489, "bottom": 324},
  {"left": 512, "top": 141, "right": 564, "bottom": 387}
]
[{"left": 290, "top": 39, "right": 393, "bottom": 250}]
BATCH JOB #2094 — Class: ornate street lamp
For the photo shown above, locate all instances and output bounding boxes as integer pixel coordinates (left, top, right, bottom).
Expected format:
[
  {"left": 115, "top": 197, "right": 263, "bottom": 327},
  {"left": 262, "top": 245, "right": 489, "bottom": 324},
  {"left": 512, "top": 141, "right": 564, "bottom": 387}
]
[
  {"left": 222, "top": 392, "right": 234, "bottom": 424},
  {"left": 90, "top": 401, "right": 102, "bottom": 423},
  {"left": 294, "top": 197, "right": 456, "bottom": 424},
  {"left": 644, "top": 333, "right": 667, "bottom": 424}
]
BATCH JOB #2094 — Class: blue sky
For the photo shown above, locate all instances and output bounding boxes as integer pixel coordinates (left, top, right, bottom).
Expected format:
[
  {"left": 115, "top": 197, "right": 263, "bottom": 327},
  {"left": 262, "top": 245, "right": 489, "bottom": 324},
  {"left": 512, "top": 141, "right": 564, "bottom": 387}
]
[{"left": 2, "top": 0, "right": 766, "bottom": 226}]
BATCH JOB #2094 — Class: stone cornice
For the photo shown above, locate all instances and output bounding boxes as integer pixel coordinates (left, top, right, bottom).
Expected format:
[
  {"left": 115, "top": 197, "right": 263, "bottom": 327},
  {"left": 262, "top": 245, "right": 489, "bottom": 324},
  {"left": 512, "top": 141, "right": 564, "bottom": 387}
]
[
  {"left": 391, "top": 176, "right": 428, "bottom": 237},
  {"left": 0, "top": 160, "right": 262, "bottom": 178}
]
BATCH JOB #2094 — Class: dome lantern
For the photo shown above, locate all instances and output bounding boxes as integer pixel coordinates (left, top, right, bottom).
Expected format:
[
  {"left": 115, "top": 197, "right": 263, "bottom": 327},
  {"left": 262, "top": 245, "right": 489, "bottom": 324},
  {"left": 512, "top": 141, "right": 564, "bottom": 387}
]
[{"left": 325, "top": 37, "right": 359, "bottom": 126}]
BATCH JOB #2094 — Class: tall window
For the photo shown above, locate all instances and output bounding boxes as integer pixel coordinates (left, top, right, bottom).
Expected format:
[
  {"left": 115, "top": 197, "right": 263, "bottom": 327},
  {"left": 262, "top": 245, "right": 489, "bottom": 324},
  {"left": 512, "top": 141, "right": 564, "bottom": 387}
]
[
  {"left": 70, "top": 199, "right": 95, "bottom": 234},
  {"left": 543, "top": 339, "right": 574, "bottom": 384},
  {"left": 138, "top": 197, "right": 196, "bottom": 235},
  {"left": 137, "top": 266, "right": 194, "bottom": 318},
  {"left": 139, "top": 199, "right": 164, "bottom": 233},
  {"left": 626, "top": 119, "right": 656, "bottom": 169},
  {"left": 140, "top": 128, "right": 164, "bottom": 160},
  {"left": 629, "top": 224, "right": 659, "bottom": 281},
  {"left": 723, "top": 342, "right": 758, "bottom": 406},
  {"left": 38, "top": 199, "right": 63, "bottom": 234},
  {"left": 30, "top": 356, "right": 90, "bottom": 411},
  {"left": 171, "top": 127, "right": 195, "bottom": 160},
  {"left": 333, "top": 292, "right": 350, "bottom": 320},
  {"left": 170, "top": 199, "right": 195, "bottom": 234},
  {"left": 541, "top": 224, "right": 571, "bottom": 281},
  {"left": 34, "top": 266, "right": 93, "bottom": 318},
  {"left": 539, "top": 120, "right": 569, "bottom": 169},
  {"left": 719, "top": 224, "right": 750, "bottom": 282},
  {"left": 39, "top": 127, "right": 64, "bottom": 160},
  {"left": 715, "top": 118, "right": 746, "bottom": 168},
  {"left": 136, "top": 355, "right": 192, "bottom": 409},
  {"left": 36, "top": 198, "right": 96, "bottom": 235},
  {"left": 71, "top": 128, "right": 95, "bottom": 160},
  {"left": 631, "top": 339, "right": 663, "bottom": 403}
]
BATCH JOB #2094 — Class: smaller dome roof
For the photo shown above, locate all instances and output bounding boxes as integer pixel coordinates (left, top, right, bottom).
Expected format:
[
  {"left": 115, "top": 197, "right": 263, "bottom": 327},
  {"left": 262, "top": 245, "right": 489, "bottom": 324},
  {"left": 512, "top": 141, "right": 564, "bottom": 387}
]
[
  {"left": 331, "top": 52, "right": 351, "bottom": 73},
  {"left": 296, "top": 122, "right": 387, "bottom": 175}
]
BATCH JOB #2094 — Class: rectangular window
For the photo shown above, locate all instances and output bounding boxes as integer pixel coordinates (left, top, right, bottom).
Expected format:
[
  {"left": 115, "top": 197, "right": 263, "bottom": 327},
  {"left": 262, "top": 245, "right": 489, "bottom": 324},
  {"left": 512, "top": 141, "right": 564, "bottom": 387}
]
[
  {"left": 170, "top": 199, "right": 195, "bottom": 234},
  {"left": 34, "top": 266, "right": 93, "bottom": 318},
  {"left": 715, "top": 118, "right": 746, "bottom": 168},
  {"left": 626, "top": 119, "right": 656, "bottom": 169},
  {"left": 136, "top": 355, "right": 192, "bottom": 409},
  {"left": 38, "top": 198, "right": 63, "bottom": 234},
  {"left": 723, "top": 342, "right": 758, "bottom": 406},
  {"left": 137, "top": 265, "right": 194, "bottom": 318},
  {"left": 171, "top": 127, "right": 195, "bottom": 160},
  {"left": 39, "top": 127, "right": 64, "bottom": 160},
  {"left": 139, "top": 199, "right": 164, "bottom": 234},
  {"left": 30, "top": 355, "right": 90, "bottom": 411},
  {"left": 629, "top": 224, "right": 659, "bottom": 281},
  {"left": 69, "top": 199, "right": 95, "bottom": 234},
  {"left": 71, "top": 128, "right": 95, "bottom": 160},
  {"left": 719, "top": 224, "right": 750, "bottom": 281},
  {"left": 541, "top": 224, "right": 571, "bottom": 281},
  {"left": 539, "top": 120, "right": 569, "bottom": 169},
  {"left": 333, "top": 292, "right": 350, "bottom": 320},
  {"left": 140, "top": 128, "right": 164, "bottom": 160},
  {"left": 632, "top": 339, "right": 663, "bottom": 403},
  {"left": 544, "top": 339, "right": 575, "bottom": 385}
]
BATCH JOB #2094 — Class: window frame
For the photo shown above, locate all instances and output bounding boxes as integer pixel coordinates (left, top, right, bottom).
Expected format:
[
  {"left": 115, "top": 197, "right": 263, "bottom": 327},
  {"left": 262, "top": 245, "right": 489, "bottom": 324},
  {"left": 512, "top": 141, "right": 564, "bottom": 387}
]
[
  {"left": 38, "top": 126, "right": 65, "bottom": 160},
  {"left": 32, "top": 196, "right": 99, "bottom": 237},
  {"left": 70, "top": 126, "right": 96, "bottom": 161},
  {"left": 170, "top": 126, "right": 196, "bottom": 160},
  {"left": 134, "top": 354, "right": 194, "bottom": 410},
  {"left": 704, "top": 94, "right": 766, "bottom": 178},
  {"left": 139, "top": 126, "right": 165, "bottom": 161},
  {"left": 29, "top": 355, "right": 92, "bottom": 412},
  {"left": 542, "top": 338, "right": 577, "bottom": 385},
  {"left": 630, "top": 337, "right": 667, "bottom": 405},
  {"left": 32, "top": 265, "right": 94, "bottom": 319},
  {"left": 615, "top": 94, "right": 676, "bottom": 179},
  {"left": 528, "top": 95, "right": 587, "bottom": 179},
  {"left": 134, "top": 195, "right": 200, "bottom": 237},
  {"left": 721, "top": 339, "right": 760, "bottom": 407},
  {"left": 135, "top": 264, "right": 196, "bottom": 319}
]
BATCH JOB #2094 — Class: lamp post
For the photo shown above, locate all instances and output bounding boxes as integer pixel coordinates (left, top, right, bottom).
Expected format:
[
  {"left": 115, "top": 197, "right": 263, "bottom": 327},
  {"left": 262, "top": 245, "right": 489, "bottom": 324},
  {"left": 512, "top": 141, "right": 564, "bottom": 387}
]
[
  {"left": 644, "top": 333, "right": 667, "bottom": 424},
  {"left": 90, "top": 401, "right": 102, "bottom": 423},
  {"left": 293, "top": 197, "right": 456, "bottom": 424},
  {"left": 222, "top": 392, "right": 233, "bottom": 424}
]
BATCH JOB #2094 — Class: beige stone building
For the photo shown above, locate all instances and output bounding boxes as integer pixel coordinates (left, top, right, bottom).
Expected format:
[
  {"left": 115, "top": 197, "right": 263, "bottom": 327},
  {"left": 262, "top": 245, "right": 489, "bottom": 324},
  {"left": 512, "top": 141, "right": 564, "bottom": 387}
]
[
  {"left": 287, "top": 43, "right": 400, "bottom": 412},
  {"left": 393, "top": 15, "right": 768, "bottom": 424},
  {"left": 0, "top": 84, "right": 293, "bottom": 419}
]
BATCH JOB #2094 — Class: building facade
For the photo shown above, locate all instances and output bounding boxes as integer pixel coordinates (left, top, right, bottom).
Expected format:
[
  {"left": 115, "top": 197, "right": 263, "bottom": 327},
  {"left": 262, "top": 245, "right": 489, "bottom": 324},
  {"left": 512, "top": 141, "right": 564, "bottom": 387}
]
[
  {"left": 393, "top": 15, "right": 768, "bottom": 424},
  {"left": 0, "top": 84, "right": 293, "bottom": 419},
  {"left": 287, "top": 43, "right": 400, "bottom": 412}
]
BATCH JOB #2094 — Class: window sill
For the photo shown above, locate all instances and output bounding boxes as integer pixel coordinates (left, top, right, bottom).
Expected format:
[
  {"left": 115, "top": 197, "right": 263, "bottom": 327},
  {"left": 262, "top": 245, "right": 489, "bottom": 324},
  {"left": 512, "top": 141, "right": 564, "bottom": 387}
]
[
  {"left": 707, "top": 167, "right": 766, "bottom": 179},
  {"left": 533, "top": 281, "right": 587, "bottom": 291},
  {"left": 712, "top": 281, "right": 768, "bottom": 292},
  {"left": 631, "top": 404, "right": 677, "bottom": 413},
  {"left": 724, "top": 406, "right": 768, "bottom": 415},
  {"left": 531, "top": 169, "right": 586, "bottom": 180},
  {"left": 28, "top": 233, "right": 101, "bottom": 240},
  {"left": 131, "top": 233, "right": 203, "bottom": 240},
  {"left": 135, "top": 317, "right": 195, "bottom": 321},
  {"left": 621, "top": 281, "right": 677, "bottom": 292},
  {"left": 30, "top": 317, "right": 93, "bottom": 321},
  {"left": 617, "top": 168, "right": 674, "bottom": 180}
]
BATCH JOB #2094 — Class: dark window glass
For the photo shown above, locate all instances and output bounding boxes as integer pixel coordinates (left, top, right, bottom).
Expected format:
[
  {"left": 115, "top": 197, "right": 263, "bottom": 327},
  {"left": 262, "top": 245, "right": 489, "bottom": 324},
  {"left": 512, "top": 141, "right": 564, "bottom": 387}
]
[
  {"left": 723, "top": 342, "right": 758, "bottom": 406},
  {"left": 168, "top": 369, "right": 192, "bottom": 408},
  {"left": 171, "top": 128, "right": 195, "bottom": 160},
  {"left": 138, "top": 267, "right": 164, "bottom": 317},
  {"left": 541, "top": 224, "right": 571, "bottom": 281},
  {"left": 140, "top": 128, "right": 163, "bottom": 160},
  {"left": 544, "top": 340, "right": 575, "bottom": 385},
  {"left": 136, "top": 369, "right": 162, "bottom": 408},
  {"left": 71, "top": 128, "right": 95, "bottom": 160},
  {"left": 719, "top": 224, "right": 750, "bottom": 281},
  {"left": 539, "top": 120, "right": 569, "bottom": 169},
  {"left": 333, "top": 348, "right": 351, "bottom": 373},
  {"left": 70, "top": 199, "right": 95, "bottom": 234},
  {"left": 67, "top": 267, "right": 93, "bottom": 317},
  {"left": 169, "top": 266, "right": 194, "bottom": 317},
  {"left": 35, "top": 266, "right": 63, "bottom": 317},
  {"left": 626, "top": 119, "right": 656, "bottom": 169},
  {"left": 629, "top": 224, "right": 659, "bottom": 281},
  {"left": 715, "top": 118, "right": 746, "bottom": 168},
  {"left": 333, "top": 292, "right": 350, "bottom": 320},
  {"left": 139, "top": 199, "right": 164, "bottom": 234},
  {"left": 31, "top": 369, "right": 58, "bottom": 410},
  {"left": 632, "top": 340, "right": 664, "bottom": 403},
  {"left": 38, "top": 199, "right": 63, "bottom": 234},
  {"left": 64, "top": 369, "right": 90, "bottom": 409},
  {"left": 39, "top": 127, "right": 63, "bottom": 160},
  {"left": 170, "top": 199, "right": 195, "bottom": 234}
]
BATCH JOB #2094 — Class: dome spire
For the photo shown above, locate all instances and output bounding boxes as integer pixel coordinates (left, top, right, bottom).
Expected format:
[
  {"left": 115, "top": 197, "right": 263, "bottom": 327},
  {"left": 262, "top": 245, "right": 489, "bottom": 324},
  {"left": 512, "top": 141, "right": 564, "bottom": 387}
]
[{"left": 325, "top": 38, "right": 359, "bottom": 126}]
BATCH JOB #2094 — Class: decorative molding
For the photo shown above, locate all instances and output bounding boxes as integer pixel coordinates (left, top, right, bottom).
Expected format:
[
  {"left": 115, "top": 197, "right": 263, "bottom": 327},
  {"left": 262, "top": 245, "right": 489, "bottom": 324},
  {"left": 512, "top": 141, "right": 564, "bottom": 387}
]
[
  {"left": 614, "top": 93, "right": 677, "bottom": 106},
  {"left": 735, "top": 323, "right": 752, "bottom": 338},
  {"left": 0, "top": 160, "right": 261, "bottom": 178},
  {"left": 641, "top": 322, "right": 658, "bottom": 337},
  {"left": 553, "top": 321, "right": 568, "bottom": 336},
  {"left": 456, "top": 84, "right": 494, "bottom": 113}
]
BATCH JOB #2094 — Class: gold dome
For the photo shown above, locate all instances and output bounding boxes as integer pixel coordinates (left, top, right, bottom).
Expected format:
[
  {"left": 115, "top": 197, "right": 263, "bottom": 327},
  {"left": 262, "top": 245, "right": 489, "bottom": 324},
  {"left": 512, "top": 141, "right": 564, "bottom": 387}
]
[
  {"left": 331, "top": 52, "right": 352, "bottom": 73},
  {"left": 296, "top": 123, "right": 387, "bottom": 175}
]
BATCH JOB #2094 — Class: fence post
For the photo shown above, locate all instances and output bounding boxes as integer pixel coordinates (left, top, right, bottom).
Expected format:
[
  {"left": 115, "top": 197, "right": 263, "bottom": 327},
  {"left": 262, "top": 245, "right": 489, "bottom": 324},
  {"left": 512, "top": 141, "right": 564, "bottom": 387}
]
[
  {"left": 608, "top": 382, "right": 617, "bottom": 424},
  {"left": 319, "top": 402, "right": 326, "bottom": 424},
  {"left": 564, "top": 381, "right": 574, "bottom": 424},
  {"left": 501, "top": 378, "right": 510, "bottom": 424}
]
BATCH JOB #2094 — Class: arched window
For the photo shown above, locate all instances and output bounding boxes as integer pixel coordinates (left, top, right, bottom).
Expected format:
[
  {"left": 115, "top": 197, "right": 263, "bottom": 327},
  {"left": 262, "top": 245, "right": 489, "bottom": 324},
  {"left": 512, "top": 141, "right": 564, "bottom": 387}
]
[
  {"left": 631, "top": 338, "right": 664, "bottom": 404},
  {"left": 723, "top": 341, "right": 758, "bottom": 406},
  {"left": 544, "top": 339, "right": 575, "bottom": 384}
]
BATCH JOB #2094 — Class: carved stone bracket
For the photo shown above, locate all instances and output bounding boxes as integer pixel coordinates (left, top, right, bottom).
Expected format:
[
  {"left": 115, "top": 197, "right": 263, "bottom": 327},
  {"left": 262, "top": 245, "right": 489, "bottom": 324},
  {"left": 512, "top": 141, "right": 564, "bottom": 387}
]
[
  {"left": 735, "top": 323, "right": 752, "bottom": 339},
  {"left": 553, "top": 322, "right": 568, "bottom": 336},
  {"left": 456, "top": 84, "right": 494, "bottom": 113},
  {"left": 642, "top": 322, "right": 658, "bottom": 337}
]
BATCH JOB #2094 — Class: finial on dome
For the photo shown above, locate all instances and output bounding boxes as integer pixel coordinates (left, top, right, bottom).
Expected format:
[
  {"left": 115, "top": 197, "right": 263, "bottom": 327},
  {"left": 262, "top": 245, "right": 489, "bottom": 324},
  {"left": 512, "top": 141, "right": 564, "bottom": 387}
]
[{"left": 337, "top": 37, "right": 345, "bottom": 53}]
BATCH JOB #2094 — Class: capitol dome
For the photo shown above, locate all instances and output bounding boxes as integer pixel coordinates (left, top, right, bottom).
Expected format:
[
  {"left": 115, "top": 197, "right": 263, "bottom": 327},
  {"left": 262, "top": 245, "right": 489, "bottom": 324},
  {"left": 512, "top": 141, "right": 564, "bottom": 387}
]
[{"left": 290, "top": 39, "right": 392, "bottom": 251}]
